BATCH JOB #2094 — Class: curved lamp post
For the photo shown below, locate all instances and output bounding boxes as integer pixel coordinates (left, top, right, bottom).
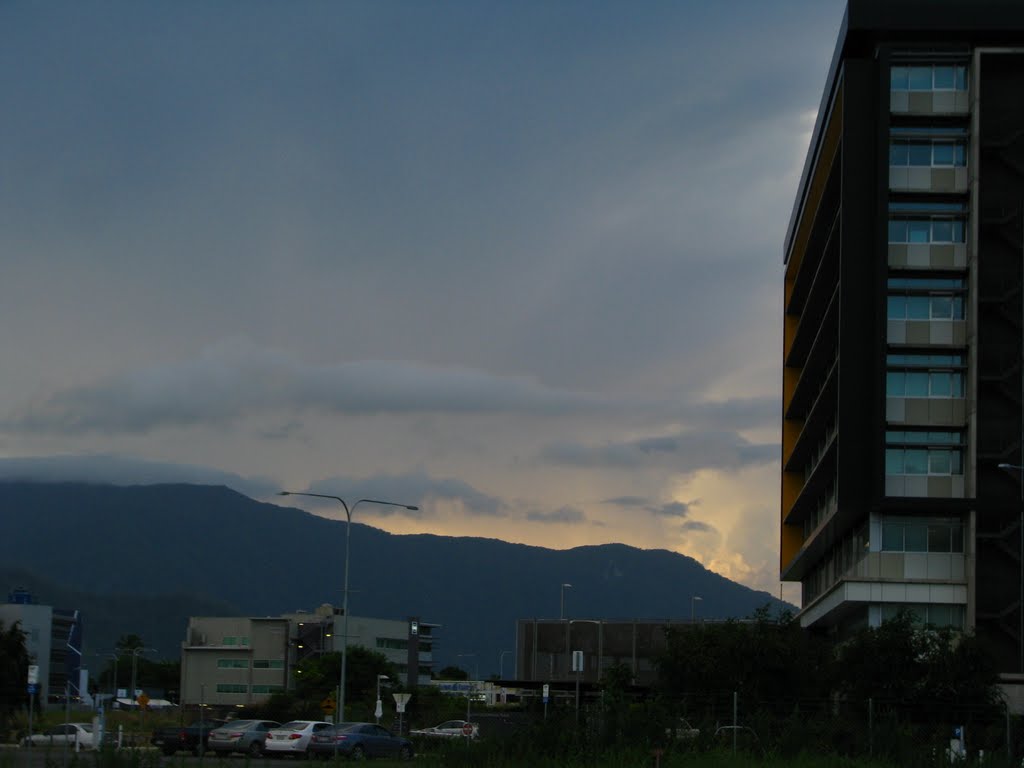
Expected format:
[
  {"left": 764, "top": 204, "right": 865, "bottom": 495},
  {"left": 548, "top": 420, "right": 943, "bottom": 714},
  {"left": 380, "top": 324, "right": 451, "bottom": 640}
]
[
  {"left": 560, "top": 583, "right": 572, "bottom": 621},
  {"left": 691, "top": 595, "right": 703, "bottom": 623},
  {"left": 278, "top": 491, "right": 418, "bottom": 729}
]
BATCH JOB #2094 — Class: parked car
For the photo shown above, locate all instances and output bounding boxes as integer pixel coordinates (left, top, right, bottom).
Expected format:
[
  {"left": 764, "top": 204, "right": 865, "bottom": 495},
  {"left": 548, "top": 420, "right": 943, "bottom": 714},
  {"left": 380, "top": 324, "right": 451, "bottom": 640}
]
[
  {"left": 264, "top": 720, "right": 333, "bottom": 758},
  {"left": 22, "top": 723, "right": 95, "bottom": 750},
  {"left": 665, "top": 717, "right": 700, "bottom": 740},
  {"left": 308, "top": 723, "right": 413, "bottom": 761},
  {"left": 410, "top": 719, "right": 479, "bottom": 740},
  {"left": 208, "top": 720, "right": 281, "bottom": 757},
  {"left": 151, "top": 720, "right": 227, "bottom": 756}
]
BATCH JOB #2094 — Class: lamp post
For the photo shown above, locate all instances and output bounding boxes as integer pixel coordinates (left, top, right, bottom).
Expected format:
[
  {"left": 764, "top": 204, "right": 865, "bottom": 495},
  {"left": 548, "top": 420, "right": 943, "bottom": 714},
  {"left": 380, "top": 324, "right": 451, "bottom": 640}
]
[
  {"left": 279, "top": 491, "right": 418, "bottom": 726},
  {"left": 560, "top": 583, "right": 572, "bottom": 620},
  {"left": 375, "top": 675, "right": 389, "bottom": 724},
  {"left": 997, "top": 463, "right": 1024, "bottom": 672},
  {"left": 456, "top": 654, "right": 478, "bottom": 721},
  {"left": 691, "top": 595, "right": 703, "bottom": 623},
  {"left": 498, "top": 650, "right": 512, "bottom": 679}
]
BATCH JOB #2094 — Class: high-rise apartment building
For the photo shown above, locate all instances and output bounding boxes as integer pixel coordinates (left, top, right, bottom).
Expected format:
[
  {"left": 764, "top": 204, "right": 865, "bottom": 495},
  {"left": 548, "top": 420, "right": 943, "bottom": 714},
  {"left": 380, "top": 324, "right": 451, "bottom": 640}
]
[{"left": 782, "top": 0, "right": 1024, "bottom": 687}]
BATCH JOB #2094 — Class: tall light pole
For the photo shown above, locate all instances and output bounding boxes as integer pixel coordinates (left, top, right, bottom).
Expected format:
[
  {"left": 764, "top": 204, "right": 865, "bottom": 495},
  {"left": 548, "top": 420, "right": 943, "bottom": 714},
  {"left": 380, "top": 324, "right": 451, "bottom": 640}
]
[
  {"left": 691, "top": 595, "right": 703, "bottom": 623},
  {"left": 997, "top": 463, "right": 1024, "bottom": 672},
  {"left": 560, "top": 583, "right": 573, "bottom": 620},
  {"left": 498, "top": 650, "right": 512, "bottom": 679},
  {"left": 279, "top": 491, "right": 418, "bottom": 725},
  {"left": 456, "top": 654, "right": 477, "bottom": 721}
]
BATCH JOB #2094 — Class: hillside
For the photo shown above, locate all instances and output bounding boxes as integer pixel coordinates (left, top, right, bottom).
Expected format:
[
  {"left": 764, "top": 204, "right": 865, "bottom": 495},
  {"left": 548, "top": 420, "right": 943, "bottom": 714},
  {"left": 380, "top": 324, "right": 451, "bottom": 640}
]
[{"left": 0, "top": 481, "right": 792, "bottom": 675}]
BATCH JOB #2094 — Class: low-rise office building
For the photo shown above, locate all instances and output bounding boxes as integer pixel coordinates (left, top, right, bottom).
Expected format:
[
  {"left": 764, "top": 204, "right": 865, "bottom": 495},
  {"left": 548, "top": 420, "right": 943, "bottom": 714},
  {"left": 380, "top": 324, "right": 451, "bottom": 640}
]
[{"left": 180, "top": 606, "right": 437, "bottom": 706}]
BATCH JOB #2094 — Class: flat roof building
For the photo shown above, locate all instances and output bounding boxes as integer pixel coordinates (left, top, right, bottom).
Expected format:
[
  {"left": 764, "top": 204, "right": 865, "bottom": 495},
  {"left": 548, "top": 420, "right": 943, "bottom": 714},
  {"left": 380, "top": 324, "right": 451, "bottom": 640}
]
[{"left": 782, "top": 0, "right": 1024, "bottom": 701}]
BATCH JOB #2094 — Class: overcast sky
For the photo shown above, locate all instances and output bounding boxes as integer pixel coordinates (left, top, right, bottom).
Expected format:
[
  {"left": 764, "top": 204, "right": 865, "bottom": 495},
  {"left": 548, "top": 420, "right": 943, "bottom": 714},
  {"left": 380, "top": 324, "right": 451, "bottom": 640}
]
[{"left": 0, "top": 0, "right": 847, "bottom": 605}]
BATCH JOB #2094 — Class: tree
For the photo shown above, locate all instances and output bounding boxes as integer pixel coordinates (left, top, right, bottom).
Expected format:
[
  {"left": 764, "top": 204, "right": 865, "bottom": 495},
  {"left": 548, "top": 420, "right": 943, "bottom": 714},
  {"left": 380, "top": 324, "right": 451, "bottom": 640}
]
[
  {"left": 0, "top": 620, "right": 30, "bottom": 723},
  {"left": 437, "top": 666, "right": 468, "bottom": 681}
]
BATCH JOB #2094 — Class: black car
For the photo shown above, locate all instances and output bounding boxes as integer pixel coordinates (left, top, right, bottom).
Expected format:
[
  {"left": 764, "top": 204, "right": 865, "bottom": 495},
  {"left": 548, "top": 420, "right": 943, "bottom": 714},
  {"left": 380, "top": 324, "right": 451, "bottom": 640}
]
[{"left": 308, "top": 723, "right": 413, "bottom": 761}]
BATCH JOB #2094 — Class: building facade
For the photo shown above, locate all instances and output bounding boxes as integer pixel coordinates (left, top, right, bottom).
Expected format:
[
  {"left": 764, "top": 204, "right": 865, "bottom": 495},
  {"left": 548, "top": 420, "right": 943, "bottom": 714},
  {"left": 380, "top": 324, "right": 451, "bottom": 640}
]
[
  {"left": 179, "top": 606, "right": 436, "bottom": 707},
  {"left": 782, "top": 0, "right": 1024, "bottom": 684},
  {"left": 0, "top": 588, "right": 82, "bottom": 708},
  {"left": 515, "top": 618, "right": 699, "bottom": 687}
]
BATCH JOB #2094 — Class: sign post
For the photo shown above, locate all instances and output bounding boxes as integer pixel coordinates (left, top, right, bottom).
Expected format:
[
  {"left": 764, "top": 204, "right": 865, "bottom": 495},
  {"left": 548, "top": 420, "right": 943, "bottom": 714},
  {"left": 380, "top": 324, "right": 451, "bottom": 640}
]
[
  {"left": 392, "top": 693, "right": 412, "bottom": 736},
  {"left": 542, "top": 683, "right": 549, "bottom": 720},
  {"left": 27, "top": 665, "right": 39, "bottom": 744}
]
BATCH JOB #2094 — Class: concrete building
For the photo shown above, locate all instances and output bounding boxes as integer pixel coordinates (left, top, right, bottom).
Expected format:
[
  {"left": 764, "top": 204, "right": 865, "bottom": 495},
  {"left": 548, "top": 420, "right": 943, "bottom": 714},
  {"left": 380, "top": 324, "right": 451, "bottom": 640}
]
[
  {"left": 179, "top": 606, "right": 436, "bottom": 707},
  {"left": 781, "top": 0, "right": 1024, "bottom": 696},
  {"left": 0, "top": 588, "right": 82, "bottom": 708},
  {"left": 515, "top": 618, "right": 700, "bottom": 687}
]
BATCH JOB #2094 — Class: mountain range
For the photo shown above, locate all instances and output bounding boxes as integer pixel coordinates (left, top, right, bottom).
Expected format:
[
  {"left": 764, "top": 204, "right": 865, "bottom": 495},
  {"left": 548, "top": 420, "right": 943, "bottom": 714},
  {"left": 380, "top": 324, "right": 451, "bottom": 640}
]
[{"left": 0, "top": 481, "right": 792, "bottom": 677}]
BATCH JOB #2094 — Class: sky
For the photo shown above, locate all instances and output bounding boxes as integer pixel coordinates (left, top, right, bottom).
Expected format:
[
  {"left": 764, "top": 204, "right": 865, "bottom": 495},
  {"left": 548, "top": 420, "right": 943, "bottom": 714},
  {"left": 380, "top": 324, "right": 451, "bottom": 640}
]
[{"left": 0, "top": 0, "right": 847, "bottom": 606}]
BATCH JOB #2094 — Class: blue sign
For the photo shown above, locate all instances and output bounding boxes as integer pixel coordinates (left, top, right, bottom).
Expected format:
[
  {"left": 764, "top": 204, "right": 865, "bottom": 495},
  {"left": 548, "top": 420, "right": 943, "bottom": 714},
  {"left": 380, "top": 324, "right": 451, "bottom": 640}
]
[{"left": 27, "top": 683, "right": 37, "bottom": 695}]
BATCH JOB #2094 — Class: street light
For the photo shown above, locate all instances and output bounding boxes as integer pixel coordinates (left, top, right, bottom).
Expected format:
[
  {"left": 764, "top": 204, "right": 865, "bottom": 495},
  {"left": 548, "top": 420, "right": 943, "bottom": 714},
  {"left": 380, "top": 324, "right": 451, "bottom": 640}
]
[
  {"left": 498, "top": 650, "right": 512, "bottom": 679},
  {"left": 279, "top": 491, "right": 418, "bottom": 725},
  {"left": 560, "top": 583, "right": 573, "bottom": 620},
  {"left": 997, "top": 463, "right": 1024, "bottom": 672},
  {"left": 456, "top": 654, "right": 478, "bottom": 721},
  {"left": 375, "top": 675, "right": 389, "bottom": 724},
  {"left": 691, "top": 595, "right": 703, "bottom": 623}
]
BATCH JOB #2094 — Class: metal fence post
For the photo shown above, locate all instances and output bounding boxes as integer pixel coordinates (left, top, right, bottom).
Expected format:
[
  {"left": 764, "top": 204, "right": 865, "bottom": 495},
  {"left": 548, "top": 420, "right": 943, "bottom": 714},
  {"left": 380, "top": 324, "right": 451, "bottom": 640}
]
[
  {"left": 733, "top": 691, "right": 738, "bottom": 755},
  {"left": 868, "top": 698, "right": 873, "bottom": 758}
]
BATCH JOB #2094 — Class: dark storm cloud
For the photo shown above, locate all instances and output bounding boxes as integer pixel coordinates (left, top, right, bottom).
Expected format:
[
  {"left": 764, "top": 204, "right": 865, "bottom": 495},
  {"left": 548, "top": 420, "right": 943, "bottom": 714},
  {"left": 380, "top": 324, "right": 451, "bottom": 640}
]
[
  {"left": 304, "top": 470, "right": 506, "bottom": 518},
  {"left": 2, "top": 343, "right": 605, "bottom": 435},
  {"left": 681, "top": 521, "right": 715, "bottom": 533},
  {"left": 602, "top": 496, "right": 695, "bottom": 518},
  {"left": 526, "top": 506, "right": 587, "bottom": 524},
  {"left": 543, "top": 430, "right": 777, "bottom": 473}
]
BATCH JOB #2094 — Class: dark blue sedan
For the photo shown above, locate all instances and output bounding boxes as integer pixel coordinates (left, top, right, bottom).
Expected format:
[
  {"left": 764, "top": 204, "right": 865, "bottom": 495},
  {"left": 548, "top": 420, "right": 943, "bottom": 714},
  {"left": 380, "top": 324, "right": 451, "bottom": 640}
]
[{"left": 308, "top": 723, "right": 414, "bottom": 761}]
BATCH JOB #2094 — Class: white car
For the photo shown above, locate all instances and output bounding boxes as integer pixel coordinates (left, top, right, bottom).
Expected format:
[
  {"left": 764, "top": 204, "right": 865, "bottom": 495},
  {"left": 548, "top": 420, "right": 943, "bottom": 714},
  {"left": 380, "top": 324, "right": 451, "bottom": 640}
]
[
  {"left": 264, "top": 720, "right": 333, "bottom": 757},
  {"left": 22, "top": 723, "right": 95, "bottom": 750},
  {"left": 410, "top": 719, "right": 480, "bottom": 740}
]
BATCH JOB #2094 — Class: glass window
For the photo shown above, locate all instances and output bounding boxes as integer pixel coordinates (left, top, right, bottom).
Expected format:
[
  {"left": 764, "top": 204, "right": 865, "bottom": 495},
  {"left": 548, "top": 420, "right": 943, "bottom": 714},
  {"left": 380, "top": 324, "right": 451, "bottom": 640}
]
[
  {"left": 933, "top": 143, "right": 955, "bottom": 165},
  {"left": 887, "top": 296, "right": 906, "bottom": 318},
  {"left": 216, "top": 684, "right": 247, "bottom": 694},
  {"left": 908, "top": 66, "right": 933, "bottom": 90},
  {"left": 933, "top": 66, "right": 956, "bottom": 89},
  {"left": 882, "top": 523, "right": 904, "bottom": 550},
  {"left": 930, "top": 372, "right": 952, "bottom": 397},
  {"left": 905, "top": 524, "right": 928, "bottom": 551},
  {"left": 886, "top": 371, "right": 905, "bottom": 396},
  {"left": 929, "top": 449, "right": 952, "bottom": 473},
  {"left": 906, "top": 295, "right": 930, "bottom": 319},
  {"left": 907, "top": 143, "right": 932, "bottom": 166},
  {"left": 217, "top": 659, "right": 248, "bottom": 669},
  {"left": 889, "top": 219, "right": 908, "bottom": 242},
  {"left": 905, "top": 449, "right": 929, "bottom": 474},
  {"left": 891, "top": 65, "right": 909, "bottom": 90},
  {"left": 932, "top": 219, "right": 953, "bottom": 242},
  {"left": 905, "top": 371, "right": 929, "bottom": 396},
  {"left": 890, "top": 142, "right": 909, "bottom": 165},
  {"left": 928, "top": 524, "right": 952, "bottom": 552},
  {"left": 908, "top": 220, "right": 931, "bottom": 243},
  {"left": 885, "top": 449, "right": 904, "bottom": 474},
  {"left": 931, "top": 296, "right": 953, "bottom": 319},
  {"left": 955, "top": 65, "right": 968, "bottom": 90}
]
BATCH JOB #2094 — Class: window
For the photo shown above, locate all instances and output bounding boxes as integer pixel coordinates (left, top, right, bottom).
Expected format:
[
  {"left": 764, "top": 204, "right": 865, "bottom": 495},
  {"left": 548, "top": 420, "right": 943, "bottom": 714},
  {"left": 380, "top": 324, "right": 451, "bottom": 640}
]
[
  {"left": 888, "top": 217, "right": 965, "bottom": 244},
  {"left": 216, "top": 684, "right": 247, "bottom": 694},
  {"left": 252, "top": 685, "right": 284, "bottom": 694},
  {"left": 891, "top": 63, "right": 968, "bottom": 91},
  {"left": 222, "top": 636, "right": 250, "bottom": 646},
  {"left": 888, "top": 277, "right": 966, "bottom": 317},
  {"left": 376, "top": 638, "right": 408, "bottom": 651},
  {"left": 885, "top": 430, "right": 964, "bottom": 475},
  {"left": 253, "top": 659, "right": 285, "bottom": 670},
  {"left": 880, "top": 602, "right": 965, "bottom": 629},
  {"left": 886, "top": 354, "right": 965, "bottom": 397},
  {"left": 880, "top": 518, "right": 963, "bottom": 553},
  {"left": 889, "top": 139, "right": 967, "bottom": 167},
  {"left": 217, "top": 659, "right": 249, "bottom": 669}
]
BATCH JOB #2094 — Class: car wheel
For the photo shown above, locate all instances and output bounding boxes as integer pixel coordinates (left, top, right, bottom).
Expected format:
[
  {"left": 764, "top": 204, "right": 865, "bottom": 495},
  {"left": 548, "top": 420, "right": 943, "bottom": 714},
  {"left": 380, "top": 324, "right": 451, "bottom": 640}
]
[
  {"left": 398, "top": 746, "right": 413, "bottom": 761},
  {"left": 349, "top": 745, "right": 365, "bottom": 761},
  {"left": 248, "top": 741, "right": 263, "bottom": 758}
]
